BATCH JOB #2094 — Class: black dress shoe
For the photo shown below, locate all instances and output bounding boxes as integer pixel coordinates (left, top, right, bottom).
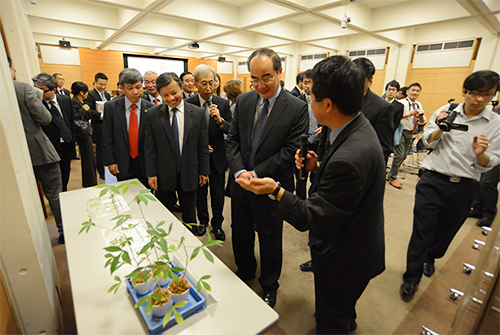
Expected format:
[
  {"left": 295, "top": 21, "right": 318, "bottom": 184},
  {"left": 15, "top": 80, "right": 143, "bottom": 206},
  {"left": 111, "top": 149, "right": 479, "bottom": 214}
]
[
  {"left": 423, "top": 262, "right": 435, "bottom": 277},
  {"left": 173, "top": 203, "right": 181, "bottom": 212},
  {"left": 193, "top": 224, "right": 207, "bottom": 237},
  {"left": 299, "top": 260, "right": 313, "bottom": 272},
  {"left": 58, "top": 232, "right": 65, "bottom": 244},
  {"left": 468, "top": 210, "right": 483, "bottom": 219},
  {"left": 212, "top": 228, "right": 226, "bottom": 241},
  {"left": 476, "top": 217, "right": 492, "bottom": 227},
  {"left": 400, "top": 281, "right": 417, "bottom": 297},
  {"left": 263, "top": 291, "right": 277, "bottom": 308}
]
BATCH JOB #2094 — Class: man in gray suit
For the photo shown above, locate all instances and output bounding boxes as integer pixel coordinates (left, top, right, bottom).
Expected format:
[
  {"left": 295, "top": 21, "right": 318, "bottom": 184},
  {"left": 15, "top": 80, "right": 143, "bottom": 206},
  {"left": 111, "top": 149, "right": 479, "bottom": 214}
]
[
  {"left": 226, "top": 48, "right": 308, "bottom": 308},
  {"left": 9, "top": 56, "right": 65, "bottom": 244}
]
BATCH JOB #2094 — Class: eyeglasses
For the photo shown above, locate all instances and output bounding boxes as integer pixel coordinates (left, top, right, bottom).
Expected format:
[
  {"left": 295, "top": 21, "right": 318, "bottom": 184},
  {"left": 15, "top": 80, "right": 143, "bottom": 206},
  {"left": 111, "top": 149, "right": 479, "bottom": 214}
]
[
  {"left": 198, "top": 80, "right": 214, "bottom": 87},
  {"left": 34, "top": 85, "right": 51, "bottom": 93},
  {"left": 466, "top": 90, "right": 495, "bottom": 100},
  {"left": 250, "top": 75, "right": 276, "bottom": 86}
]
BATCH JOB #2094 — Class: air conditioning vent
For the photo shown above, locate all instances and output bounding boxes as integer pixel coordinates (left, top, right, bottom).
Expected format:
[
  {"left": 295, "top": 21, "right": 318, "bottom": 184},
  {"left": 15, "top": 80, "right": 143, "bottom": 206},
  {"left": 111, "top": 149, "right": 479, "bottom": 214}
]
[
  {"left": 348, "top": 48, "right": 385, "bottom": 58},
  {"left": 239, "top": 61, "right": 246, "bottom": 66},
  {"left": 416, "top": 39, "right": 474, "bottom": 53}
]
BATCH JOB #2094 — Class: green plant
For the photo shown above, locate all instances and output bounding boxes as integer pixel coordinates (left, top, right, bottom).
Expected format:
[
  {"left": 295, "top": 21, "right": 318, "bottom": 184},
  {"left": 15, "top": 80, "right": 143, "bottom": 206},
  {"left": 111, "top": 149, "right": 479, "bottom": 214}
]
[{"left": 79, "top": 181, "right": 223, "bottom": 327}]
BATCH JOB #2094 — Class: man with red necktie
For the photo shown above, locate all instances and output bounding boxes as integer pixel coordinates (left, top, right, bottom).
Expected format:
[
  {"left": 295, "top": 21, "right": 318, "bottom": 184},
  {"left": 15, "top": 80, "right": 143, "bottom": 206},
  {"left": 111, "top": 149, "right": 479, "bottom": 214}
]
[
  {"left": 102, "top": 68, "right": 154, "bottom": 187},
  {"left": 142, "top": 70, "right": 161, "bottom": 105}
]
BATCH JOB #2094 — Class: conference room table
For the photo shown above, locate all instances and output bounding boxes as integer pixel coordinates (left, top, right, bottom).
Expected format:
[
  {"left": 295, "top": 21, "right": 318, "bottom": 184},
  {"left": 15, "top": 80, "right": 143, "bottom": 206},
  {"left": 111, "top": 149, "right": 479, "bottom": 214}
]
[{"left": 60, "top": 179, "right": 279, "bottom": 334}]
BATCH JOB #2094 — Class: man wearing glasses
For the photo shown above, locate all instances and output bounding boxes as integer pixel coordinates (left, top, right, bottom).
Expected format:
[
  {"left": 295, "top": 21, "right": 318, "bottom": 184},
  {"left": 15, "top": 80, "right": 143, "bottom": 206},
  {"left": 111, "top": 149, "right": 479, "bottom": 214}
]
[
  {"left": 226, "top": 48, "right": 308, "bottom": 308},
  {"left": 400, "top": 70, "right": 500, "bottom": 298},
  {"left": 85, "top": 72, "right": 111, "bottom": 180},
  {"left": 186, "top": 64, "right": 232, "bottom": 240}
]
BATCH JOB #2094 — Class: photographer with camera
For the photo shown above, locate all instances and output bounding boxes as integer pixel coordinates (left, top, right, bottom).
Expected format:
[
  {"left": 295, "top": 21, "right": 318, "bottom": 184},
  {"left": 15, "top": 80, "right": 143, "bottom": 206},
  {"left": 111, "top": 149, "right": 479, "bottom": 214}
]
[{"left": 400, "top": 70, "right": 500, "bottom": 298}]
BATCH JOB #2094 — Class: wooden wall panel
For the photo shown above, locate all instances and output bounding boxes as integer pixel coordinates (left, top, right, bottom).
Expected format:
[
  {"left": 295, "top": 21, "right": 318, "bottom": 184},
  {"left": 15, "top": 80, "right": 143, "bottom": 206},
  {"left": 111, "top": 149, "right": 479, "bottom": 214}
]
[
  {"left": 0, "top": 279, "right": 20, "bottom": 334},
  {"left": 405, "top": 61, "right": 474, "bottom": 120},
  {"left": 372, "top": 69, "right": 387, "bottom": 96},
  {"left": 38, "top": 59, "right": 83, "bottom": 93},
  {"left": 238, "top": 74, "right": 251, "bottom": 92},
  {"left": 79, "top": 48, "right": 125, "bottom": 90},
  {"left": 188, "top": 59, "right": 217, "bottom": 73}
]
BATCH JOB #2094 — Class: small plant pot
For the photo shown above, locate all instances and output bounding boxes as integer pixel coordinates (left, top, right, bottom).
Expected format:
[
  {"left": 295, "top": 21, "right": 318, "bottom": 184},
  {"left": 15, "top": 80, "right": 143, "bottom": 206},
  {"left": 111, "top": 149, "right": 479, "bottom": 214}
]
[
  {"left": 151, "top": 288, "right": 173, "bottom": 318},
  {"left": 168, "top": 276, "right": 191, "bottom": 303},
  {"left": 134, "top": 279, "right": 153, "bottom": 296},
  {"left": 156, "top": 276, "right": 170, "bottom": 287}
]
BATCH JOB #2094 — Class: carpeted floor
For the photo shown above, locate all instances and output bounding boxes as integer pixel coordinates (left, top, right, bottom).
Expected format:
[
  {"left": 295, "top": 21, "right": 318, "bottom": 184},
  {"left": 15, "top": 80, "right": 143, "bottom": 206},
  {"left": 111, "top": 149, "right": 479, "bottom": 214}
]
[{"left": 45, "top": 152, "right": 497, "bottom": 334}]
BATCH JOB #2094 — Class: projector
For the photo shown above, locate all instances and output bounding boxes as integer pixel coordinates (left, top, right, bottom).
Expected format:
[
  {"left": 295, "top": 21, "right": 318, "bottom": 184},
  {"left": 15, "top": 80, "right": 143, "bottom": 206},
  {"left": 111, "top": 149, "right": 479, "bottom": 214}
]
[
  {"left": 217, "top": 56, "right": 225, "bottom": 62},
  {"left": 188, "top": 42, "right": 200, "bottom": 49},
  {"left": 59, "top": 40, "right": 71, "bottom": 47}
]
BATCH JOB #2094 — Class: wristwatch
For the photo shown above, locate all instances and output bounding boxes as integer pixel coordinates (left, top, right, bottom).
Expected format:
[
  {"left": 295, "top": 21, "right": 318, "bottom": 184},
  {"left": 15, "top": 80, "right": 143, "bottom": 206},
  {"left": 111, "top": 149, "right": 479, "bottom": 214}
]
[
  {"left": 217, "top": 117, "right": 225, "bottom": 127},
  {"left": 268, "top": 181, "right": 281, "bottom": 200}
]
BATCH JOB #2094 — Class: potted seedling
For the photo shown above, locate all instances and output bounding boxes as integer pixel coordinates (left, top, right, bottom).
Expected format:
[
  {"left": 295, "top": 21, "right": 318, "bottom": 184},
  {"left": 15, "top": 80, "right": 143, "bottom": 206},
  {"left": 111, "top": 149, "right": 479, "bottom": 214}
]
[{"left": 79, "top": 181, "right": 223, "bottom": 328}]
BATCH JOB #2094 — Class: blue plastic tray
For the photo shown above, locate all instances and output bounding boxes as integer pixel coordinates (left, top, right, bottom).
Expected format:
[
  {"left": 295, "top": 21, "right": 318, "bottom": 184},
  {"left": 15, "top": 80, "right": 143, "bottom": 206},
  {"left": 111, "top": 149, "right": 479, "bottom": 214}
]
[{"left": 126, "top": 273, "right": 206, "bottom": 334}]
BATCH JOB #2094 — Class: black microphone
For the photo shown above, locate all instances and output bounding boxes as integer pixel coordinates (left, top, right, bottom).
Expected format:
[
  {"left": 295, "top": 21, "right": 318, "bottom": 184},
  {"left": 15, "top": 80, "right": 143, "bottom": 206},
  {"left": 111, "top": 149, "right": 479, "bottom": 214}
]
[
  {"left": 298, "top": 135, "right": 308, "bottom": 180},
  {"left": 207, "top": 96, "right": 217, "bottom": 122}
]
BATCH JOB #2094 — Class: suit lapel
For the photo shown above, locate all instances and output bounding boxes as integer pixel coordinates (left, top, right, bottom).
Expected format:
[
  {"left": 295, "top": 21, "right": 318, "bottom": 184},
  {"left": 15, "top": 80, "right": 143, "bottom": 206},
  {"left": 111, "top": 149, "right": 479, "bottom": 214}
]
[
  {"left": 183, "top": 102, "right": 193, "bottom": 148},
  {"left": 116, "top": 98, "right": 129, "bottom": 146},
  {"left": 158, "top": 104, "right": 174, "bottom": 147},
  {"left": 256, "top": 89, "right": 287, "bottom": 149},
  {"left": 245, "top": 92, "right": 260, "bottom": 145},
  {"left": 361, "top": 89, "right": 375, "bottom": 118},
  {"left": 138, "top": 100, "right": 148, "bottom": 141},
  {"left": 310, "top": 114, "right": 366, "bottom": 193}
]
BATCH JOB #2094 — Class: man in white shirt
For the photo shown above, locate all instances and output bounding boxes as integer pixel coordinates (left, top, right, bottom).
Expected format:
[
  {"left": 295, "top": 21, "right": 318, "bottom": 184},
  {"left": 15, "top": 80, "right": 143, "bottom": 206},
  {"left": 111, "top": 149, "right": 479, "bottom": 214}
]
[
  {"left": 387, "top": 83, "right": 426, "bottom": 188},
  {"left": 400, "top": 70, "right": 500, "bottom": 298},
  {"left": 385, "top": 80, "right": 404, "bottom": 132}
]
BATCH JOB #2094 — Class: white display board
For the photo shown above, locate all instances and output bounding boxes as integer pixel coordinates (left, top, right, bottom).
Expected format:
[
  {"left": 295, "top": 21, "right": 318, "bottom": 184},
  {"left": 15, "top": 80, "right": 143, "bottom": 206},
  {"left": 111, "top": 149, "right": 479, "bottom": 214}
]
[
  {"left": 40, "top": 45, "right": 81, "bottom": 65},
  {"left": 413, "top": 49, "right": 473, "bottom": 68},
  {"left": 124, "top": 55, "right": 187, "bottom": 77}
]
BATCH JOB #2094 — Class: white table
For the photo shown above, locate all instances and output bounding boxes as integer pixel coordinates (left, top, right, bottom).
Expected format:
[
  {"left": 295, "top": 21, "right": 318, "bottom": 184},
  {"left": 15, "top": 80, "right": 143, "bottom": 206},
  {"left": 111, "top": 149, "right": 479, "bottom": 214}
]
[{"left": 61, "top": 179, "right": 279, "bottom": 334}]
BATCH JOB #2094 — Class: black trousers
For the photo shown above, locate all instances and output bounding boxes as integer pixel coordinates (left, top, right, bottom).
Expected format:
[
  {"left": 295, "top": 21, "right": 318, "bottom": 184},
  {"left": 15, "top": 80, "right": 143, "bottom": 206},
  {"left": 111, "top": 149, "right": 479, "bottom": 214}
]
[
  {"left": 403, "top": 171, "right": 475, "bottom": 284},
  {"left": 34, "top": 162, "right": 63, "bottom": 232},
  {"left": 75, "top": 134, "right": 97, "bottom": 187},
  {"left": 155, "top": 173, "right": 197, "bottom": 225},
  {"left": 295, "top": 142, "right": 318, "bottom": 200},
  {"left": 231, "top": 191, "right": 283, "bottom": 292},
  {"left": 93, "top": 133, "right": 104, "bottom": 179},
  {"left": 116, "top": 156, "right": 148, "bottom": 188},
  {"left": 196, "top": 159, "right": 225, "bottom": 229},
  {"left": 471, "top": 164, "right": 500, "bottom": 220},
  {"left": 59, "top": 141, "right": 74, "bottom": 192}
]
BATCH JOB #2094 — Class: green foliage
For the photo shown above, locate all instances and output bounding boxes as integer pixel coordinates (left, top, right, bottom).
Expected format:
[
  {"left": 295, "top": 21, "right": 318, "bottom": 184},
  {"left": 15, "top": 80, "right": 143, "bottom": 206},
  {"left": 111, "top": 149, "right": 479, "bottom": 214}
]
[{"left": 79, "top": 219, "right": 95, "bottom": 234}]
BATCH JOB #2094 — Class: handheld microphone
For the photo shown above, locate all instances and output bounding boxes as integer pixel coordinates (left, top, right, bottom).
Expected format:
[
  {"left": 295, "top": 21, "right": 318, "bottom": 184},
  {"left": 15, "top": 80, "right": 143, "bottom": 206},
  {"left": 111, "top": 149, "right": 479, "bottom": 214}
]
[
  {"left": 207, "top": 96, "right": 217, "bottom": 122},
  {"left": 298, "top": 135, "right": 308, "bottom": 180}
]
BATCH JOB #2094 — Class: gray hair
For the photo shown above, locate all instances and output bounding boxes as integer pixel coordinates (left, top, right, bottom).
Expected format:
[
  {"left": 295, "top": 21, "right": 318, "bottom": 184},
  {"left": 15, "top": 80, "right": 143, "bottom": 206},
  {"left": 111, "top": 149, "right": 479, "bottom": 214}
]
[
  {"left": 193, "top": 64, "right": 216, "bottom": 82},
  {"left": 119, "top": 68, "right": 143, "bottom": 86},
  {"left": 144, "top": 70, "right": 158, "bottom": 77},
  {"left": 32, "top": 73, "right": 58, "bottom": 90}
]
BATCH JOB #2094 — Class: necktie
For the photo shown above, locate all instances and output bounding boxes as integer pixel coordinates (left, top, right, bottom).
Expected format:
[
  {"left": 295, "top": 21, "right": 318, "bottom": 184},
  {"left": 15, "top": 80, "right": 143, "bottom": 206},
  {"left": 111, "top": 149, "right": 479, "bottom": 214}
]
[
  {"left": 44, "top": 101, "right": 72, "bottom": 142},
  {"left": 412, "top": 102, "right": 418, "bottom": 133},
  {"left": 153, "top": 98, "right": 159, "bottom": 105},
  {"left": 129, "top": 104, "right": 139, "bottom": 159},
  {"left": 307, "top": 97, "right": 319, "bottom": 143},
  {"left": 58, "top": 89, "right": 64, "bottom": 95},
  {"left": 101, "top": 92, "right": 107, "bottom": 102},
  {"left": 171, "top": 108, "right": 182, "bottom": 173},
  {"left": 248, "top": 99, "right": 269, "bottom": 170},
  {"left": 204, "top": 101, "right": 210, "bottom": 128}
]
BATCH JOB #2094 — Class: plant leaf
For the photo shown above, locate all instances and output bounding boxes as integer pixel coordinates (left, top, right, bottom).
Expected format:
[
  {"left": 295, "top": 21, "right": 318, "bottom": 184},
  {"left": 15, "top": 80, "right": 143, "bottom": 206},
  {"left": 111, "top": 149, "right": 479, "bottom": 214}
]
[
  {"left": 110, "top": 186, "right": 120, "bottom": 194},
  {"left": 173, "top": 308, "right": 184, "bottom": 326},
  {"left": 129, "top": 181, "right": 139, "bottom": 186},
  {"left": 104, "top": 246, "right": 122, "bottom": 252},
  {"left": 140, "top": 189, "right": 151, "bottom": 194},
  {"left": 150, "top": 293, "right": 163, "bottom": 302},
  {"left": 94, "top": 184, "right": 108, "bottom": 189},
  {"left": 190, "top": 247, "right": 200, "bottom": 260},
  {"left": 163, "top": 308, "right": 174, "bottom": 327},
  {"left": 202, "top": 248, "right": 214, "bottom": 263},
  {"left": 122, "top": 184, "right": 129, "bottom": 194},
  {"left": 99, "top": 187, "right": 109, "bottom": 197},
  {"left": 173, "top": 301, "right": 188, "bottom": 309},
  {"left": 145, "top": 195, "right": 156, "bottom": 201},
  {"left": 135, "top": 296, "right": 149, "bottom": 308},
  {"left": 107, "top": 283, "right": 119, "bottom": 293},
  {"left": 122, "top": 251, "right": 131, "bottom": 264},
  {"left": 145, "top": 299, "right": 153, "bottom": 314},
  {"left": 202, "top": 281, "right": 211, "bottom": 291},
  {"left": 117, "top": 183, "right": 127, "bottom": 189}
]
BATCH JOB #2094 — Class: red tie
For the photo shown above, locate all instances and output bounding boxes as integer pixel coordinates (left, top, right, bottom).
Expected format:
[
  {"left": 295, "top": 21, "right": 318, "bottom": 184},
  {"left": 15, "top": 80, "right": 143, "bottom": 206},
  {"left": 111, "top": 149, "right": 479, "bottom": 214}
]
[
  {"left": 129, "top": 104, "right": 139, "bottom": 159},
  {"left": 153, "top": 98, "right": 159, "bottom": 105}
]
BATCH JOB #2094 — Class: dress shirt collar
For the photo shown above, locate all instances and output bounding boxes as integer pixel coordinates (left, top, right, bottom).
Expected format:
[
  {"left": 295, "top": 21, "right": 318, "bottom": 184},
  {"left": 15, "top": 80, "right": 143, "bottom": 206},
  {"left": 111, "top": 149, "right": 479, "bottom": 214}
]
[
  {"left": 149, "top": 93, "right": 161, "bottom": 103},
  {"left": 124, "top": 96, "right": 141, "bottom": 111},
  {"left": 168, "top": 100, "right": 185, "bottom": 114},
  {"left": 329, "top": 112, "right": 361, "bottom": 145},
  {"left": 258, "top": 85, "right": 281, "bottom": 110}
]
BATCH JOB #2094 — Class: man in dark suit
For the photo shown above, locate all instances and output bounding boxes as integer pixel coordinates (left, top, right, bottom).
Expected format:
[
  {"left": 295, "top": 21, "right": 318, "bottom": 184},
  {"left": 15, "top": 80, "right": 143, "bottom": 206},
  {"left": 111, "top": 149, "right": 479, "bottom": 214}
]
[
  {"left": 353, "top": 57, "right": 394, "bottom": 162},
  {"left": 144, "top": 72, "right": 209, "bottom": 227},
  {"left": 180, "top": 71, "right": 195, "bottom": 99},
  {"left": 186, "top": 64, "right": 232, "bottom": 240},
  {"left": 385, "top": 80, "right": 404, "bottom": 132},
  {"left": 102, "top": 68, "right": 154, "bottom": 187},
  {"left": 289, "top": 72, "right": 303, "bottom": 97},
  {"left": 142, "top": 70, "right": 161, "bottom": 105},
  {"left": 84, "top": 72, "right": 111, "bottom": 180},
  {"left": 33, "top": 72, "right": 75, "bottom": 192},
  {"left": 237, "top": 55, "right": 386, "bottom": 334},
  {"left": 53, "top": 73, "right": 70, "bottom": 96},
  {"left": 226, "top": 48, "right": 308, "bottom": 308},
  {"left": 10, "top": 57, "right": 65, "bottom": 244}
]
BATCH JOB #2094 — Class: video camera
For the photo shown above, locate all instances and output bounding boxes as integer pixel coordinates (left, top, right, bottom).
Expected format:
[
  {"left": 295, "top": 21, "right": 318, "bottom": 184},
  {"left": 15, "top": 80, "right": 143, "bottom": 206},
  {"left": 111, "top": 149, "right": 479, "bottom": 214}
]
[{"left": 438, "top": 99, "right": 468, "bottom": 132}]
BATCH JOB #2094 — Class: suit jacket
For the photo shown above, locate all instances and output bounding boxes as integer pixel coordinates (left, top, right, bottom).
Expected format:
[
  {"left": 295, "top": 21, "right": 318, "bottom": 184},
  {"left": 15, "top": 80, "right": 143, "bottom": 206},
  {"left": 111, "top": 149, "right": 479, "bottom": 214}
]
[
  {"left": 183, "top": 91, "right": 195, "bottom": 99},
  {"left": 226, "top": 88, "right": 308, "bottom": 199},
  {"left": 71, "top": 97, "right": 93, "bottom": 135},
  {"left": 185, "top": 94, "right": 232, "bottom": 174},
  {"left": 361, "top": 88, "right": 394, "bottom": 161},
  {"left": 290, "top": 86, "right": 301, "bottom": 97},
  {"left": 41, "top": 94, "right": 74, "bottom": 155},
  {"left": 144, "top": 101, "right": 209, "bottom": 192},
  {"left": 56, "top": 88, "right": 70, "bottom": 96},
  {"left": 391, "top": 99, "right": 404, "bottom": 132},
  {"left": 274, "top": 114, "right": 386, "bottom": 287},
  {"left": 14, "top": 81, "right": 60, "bottom": 166},
  {"left": 84, "top": 88, "right": 111, "bottom": 136},
  {"left": 102, "top": 96, "right": 154, "bottom": 178}
]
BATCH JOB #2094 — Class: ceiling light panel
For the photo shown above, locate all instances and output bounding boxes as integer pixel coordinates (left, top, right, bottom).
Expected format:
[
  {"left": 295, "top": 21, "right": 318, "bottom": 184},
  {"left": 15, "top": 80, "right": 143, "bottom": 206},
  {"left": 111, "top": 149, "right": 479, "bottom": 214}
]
[{"left": 158, "top": 0, "right": 240, "bottom": 27}]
